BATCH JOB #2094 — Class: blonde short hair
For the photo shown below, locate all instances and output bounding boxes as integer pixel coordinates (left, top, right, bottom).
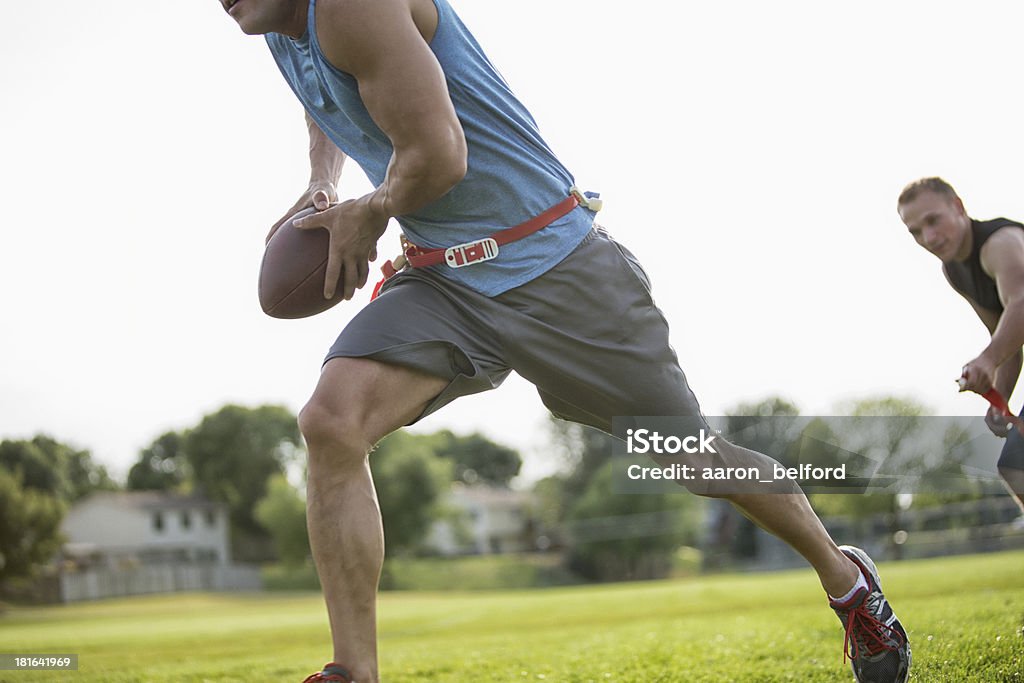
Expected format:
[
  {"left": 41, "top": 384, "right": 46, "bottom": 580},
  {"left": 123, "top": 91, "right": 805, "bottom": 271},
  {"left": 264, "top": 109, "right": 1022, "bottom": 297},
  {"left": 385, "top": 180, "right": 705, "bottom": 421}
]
[{"left": 897, "top": 177, "right": 959, "bottom": 207}]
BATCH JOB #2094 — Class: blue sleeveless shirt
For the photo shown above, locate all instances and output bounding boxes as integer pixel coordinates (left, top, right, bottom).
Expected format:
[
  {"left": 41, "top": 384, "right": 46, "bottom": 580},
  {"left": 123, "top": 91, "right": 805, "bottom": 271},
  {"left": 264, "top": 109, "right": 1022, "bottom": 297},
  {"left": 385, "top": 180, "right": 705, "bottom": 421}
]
[{"left": 265, "top": 0, "right": 596, "bottom": 296}]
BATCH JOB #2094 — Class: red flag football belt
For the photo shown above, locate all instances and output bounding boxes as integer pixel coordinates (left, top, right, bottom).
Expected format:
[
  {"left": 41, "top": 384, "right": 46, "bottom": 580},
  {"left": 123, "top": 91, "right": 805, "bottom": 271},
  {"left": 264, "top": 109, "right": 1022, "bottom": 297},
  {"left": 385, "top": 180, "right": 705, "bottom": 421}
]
[
  {"left": 957, "top": 377, "right": 1024, "bottom": 431},
  {"left": 981, "top": 388, "right": 1024, "bottom": 431},
  {"left": 371, "top": 188, "right": 600, "bottom": 299}
]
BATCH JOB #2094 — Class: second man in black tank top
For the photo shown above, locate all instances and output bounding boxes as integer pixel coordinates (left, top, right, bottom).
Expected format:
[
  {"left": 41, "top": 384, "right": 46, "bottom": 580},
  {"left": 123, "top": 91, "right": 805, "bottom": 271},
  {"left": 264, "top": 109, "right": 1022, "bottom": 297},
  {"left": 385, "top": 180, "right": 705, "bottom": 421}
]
[{"left": 897, "top": 176, "right": 1024, "bottom": 513}]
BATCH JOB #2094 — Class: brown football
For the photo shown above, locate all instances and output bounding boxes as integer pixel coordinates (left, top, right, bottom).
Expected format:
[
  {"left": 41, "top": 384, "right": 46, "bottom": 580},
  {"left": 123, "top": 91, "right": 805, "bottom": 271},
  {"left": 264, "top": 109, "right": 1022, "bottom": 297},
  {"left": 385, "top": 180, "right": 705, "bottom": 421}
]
[{"left": 258, "top": 207, "right": 344, "bottom": 319}]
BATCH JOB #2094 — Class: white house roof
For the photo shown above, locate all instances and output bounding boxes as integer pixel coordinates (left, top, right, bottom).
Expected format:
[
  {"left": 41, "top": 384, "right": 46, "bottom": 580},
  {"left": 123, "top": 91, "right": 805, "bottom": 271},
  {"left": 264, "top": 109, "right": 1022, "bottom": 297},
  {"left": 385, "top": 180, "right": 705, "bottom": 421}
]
[{"left": 75, "top": 491, "right": 224, "bottom": 511}]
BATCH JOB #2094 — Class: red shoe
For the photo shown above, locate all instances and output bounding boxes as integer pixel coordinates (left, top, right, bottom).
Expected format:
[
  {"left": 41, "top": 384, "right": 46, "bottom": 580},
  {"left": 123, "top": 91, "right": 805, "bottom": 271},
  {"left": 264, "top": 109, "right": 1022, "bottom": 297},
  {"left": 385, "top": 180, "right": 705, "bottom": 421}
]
[{"left": 302, "top": 663, "right": 354, "bottom": 682}]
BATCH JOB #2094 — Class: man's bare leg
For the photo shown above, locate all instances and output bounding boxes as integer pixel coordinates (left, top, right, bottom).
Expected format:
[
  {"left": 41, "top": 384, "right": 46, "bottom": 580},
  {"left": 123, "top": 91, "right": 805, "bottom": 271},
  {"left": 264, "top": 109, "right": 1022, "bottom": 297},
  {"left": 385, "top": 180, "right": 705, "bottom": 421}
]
[
  {"left": 677, "top": 434, "right": 910, "bottom": 680},
  {"left": 298, "top": 357, "right": 449, "bottom": 683},
  {"left": 699, "top": 439, "right": 861, "bottom": 597}
]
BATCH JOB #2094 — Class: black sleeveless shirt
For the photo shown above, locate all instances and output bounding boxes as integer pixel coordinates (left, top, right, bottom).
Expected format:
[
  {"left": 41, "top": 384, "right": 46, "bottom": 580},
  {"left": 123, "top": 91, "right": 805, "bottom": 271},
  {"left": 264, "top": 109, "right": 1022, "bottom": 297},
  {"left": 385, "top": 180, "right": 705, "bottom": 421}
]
[{"left": 943, "top": 217, "right": 1024, "bottom": 313}]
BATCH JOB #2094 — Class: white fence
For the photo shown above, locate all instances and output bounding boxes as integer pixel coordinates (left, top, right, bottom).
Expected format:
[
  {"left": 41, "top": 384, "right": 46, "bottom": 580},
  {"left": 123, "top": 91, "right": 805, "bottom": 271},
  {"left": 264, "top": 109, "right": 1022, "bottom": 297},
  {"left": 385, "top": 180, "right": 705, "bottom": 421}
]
[{"left": 59, "top": 563, "right": 262, "bottom": 602}]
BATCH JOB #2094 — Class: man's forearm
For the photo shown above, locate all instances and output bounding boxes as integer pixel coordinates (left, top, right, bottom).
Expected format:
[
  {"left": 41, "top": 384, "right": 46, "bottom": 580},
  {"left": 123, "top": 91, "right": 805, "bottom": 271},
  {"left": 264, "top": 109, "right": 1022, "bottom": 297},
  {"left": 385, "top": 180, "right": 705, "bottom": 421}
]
[
  {"left": 996, "top": 348, "right": 1023, "bottom": 400},
  {"left": 307, "top": 112, "right": 346, "bottom": 185},
  {"left": 984, "top": 299, "right": 1024, "bottom": 371},
  {"left": 361, "top": 140, "right": 466, "bottom": 221}
]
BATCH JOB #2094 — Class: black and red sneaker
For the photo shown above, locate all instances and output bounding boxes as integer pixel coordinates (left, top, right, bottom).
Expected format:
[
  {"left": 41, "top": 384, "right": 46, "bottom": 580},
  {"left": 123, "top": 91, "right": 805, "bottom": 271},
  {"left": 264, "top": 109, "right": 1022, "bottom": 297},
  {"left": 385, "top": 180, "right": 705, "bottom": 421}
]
[
  {"left": 830, "top": 546, "right": 911, "bottom": 683},
  {"left": 302, "top": 663, "right": 354, "bottom": 683}
]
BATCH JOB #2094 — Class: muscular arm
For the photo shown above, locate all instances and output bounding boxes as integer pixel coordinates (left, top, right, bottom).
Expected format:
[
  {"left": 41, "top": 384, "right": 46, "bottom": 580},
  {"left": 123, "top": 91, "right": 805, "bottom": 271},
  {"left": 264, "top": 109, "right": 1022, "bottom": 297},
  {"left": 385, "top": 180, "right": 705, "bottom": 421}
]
[
  {"left": 292, "top": 0, "right": 467, "bottom": 298},
  {"left": 968, "top": 299, "right": 1022, "bottom": 400},
  {"left": 982, "top": 229, "right": 1024, "bottom": 368},
  {"left": 306, "top": 111, "right": 347, "bottom": 189},
  {"left": 960, "top": 228, "right": 1024, "bottom": 395},
  {"left": 319, "top": 0, "right": 467, "bottom": 215}
]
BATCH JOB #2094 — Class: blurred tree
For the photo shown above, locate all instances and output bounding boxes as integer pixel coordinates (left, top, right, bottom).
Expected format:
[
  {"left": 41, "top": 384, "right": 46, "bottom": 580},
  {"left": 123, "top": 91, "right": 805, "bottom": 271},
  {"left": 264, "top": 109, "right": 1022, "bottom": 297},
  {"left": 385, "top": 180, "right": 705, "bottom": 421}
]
[
  {"left": 371, "top": 431, "right": 453, "bottom": 556},
  {"left": 809, "top": 396, "right": 929, "bottom": 559},
  {"left": 0, "top": 435, "right": 114, "bottom": 590},
  {"left": 184, "top": 404, "right": 303, "bottom": 562},
  {"left": 0, "top": 439, "right": 65, "bottom": 499},
  {"left": 723, "top": 395, "right": 802, "bottom": 467},
  {"left": 547, "top": 418, "right": 617, "bottom": 502},
  {"left": 529, "top": 474, "right": 569, "bottom": 549},
  {"left": 50, "top": 439, "right": 117, "bottom": 501},
  {"left": 434, "top": 430, "right": 522, "bottom": 487},
  {"left": 566, "top": 462, "right": 701, "bottom": 581},
  {"left": 0, "top": 467, "right": 65, "bottom": 583},
  {"left": 127, "top": 431, "right": 190, "bottom": 492},
  {"left": 809, "top": 396, "right": 926, "bottom": 514},
  {"left": 0, "top": 435, "right": 115, "bottom": 502},
  {"left": 726, "top": 395, "right": 800, "bottom": 420},
  {"left": 527, "top": 419, "right": 618, "bottom": 557},
  {"left": 714, "top": 396, "right": 802, "bottom": 565},
  {"left": 255, "top": 474, "right": 309, "bottom": 567},
  {"left": 538, "top": 417, "right": 704, "bottom": 580},
  {"left": 909, "top": 419, "right": 1004, "bottom": 509}
]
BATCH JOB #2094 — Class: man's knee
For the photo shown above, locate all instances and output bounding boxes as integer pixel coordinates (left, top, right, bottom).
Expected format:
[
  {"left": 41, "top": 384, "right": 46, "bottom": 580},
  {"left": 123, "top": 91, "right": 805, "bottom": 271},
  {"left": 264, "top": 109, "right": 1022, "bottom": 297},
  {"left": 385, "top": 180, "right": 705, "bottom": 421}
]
[
  {"left": 298, "top": 398, "right": 372, "bottom": 459},
  {"left": 298, "top": 356, "right": 448, "bottom": 465},
  {"left": 298, "top": 359, "right": 380, "bottom": 462}
]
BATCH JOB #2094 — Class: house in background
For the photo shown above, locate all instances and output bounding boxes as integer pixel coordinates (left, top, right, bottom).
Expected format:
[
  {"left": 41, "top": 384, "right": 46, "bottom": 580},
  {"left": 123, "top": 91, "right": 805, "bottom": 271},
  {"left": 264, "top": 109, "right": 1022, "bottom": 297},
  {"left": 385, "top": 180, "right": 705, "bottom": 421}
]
[
  {"left": 59, "top": 491, "right": 260, "bottom": 601},
  {"left": 428, "top": 483, "right": 538, "bottom": 556}
]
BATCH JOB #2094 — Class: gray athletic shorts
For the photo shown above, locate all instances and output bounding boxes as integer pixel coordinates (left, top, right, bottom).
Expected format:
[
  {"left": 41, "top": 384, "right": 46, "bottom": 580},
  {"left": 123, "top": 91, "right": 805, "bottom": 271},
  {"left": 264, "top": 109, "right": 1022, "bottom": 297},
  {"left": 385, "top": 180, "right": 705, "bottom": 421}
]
[
  {"left": 1000, "top": 413, "right": 1024, "bottom": 471},
  {"left": 325, "top": 227, "right": 704, "bottom": 433}
]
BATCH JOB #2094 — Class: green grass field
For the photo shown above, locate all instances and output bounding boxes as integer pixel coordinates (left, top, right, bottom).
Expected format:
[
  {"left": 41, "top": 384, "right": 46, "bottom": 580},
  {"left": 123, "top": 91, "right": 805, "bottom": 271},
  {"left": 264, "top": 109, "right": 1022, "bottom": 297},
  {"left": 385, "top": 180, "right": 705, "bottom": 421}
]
[{"left": 2, "top": 551, "right": 1021, "bottom": 682}]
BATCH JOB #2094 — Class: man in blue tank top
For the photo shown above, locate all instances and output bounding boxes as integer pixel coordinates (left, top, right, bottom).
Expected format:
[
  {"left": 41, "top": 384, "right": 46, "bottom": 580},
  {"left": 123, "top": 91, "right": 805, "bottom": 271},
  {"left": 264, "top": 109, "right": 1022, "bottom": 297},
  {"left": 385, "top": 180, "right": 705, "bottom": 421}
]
[
  {"left": 897, "top": 177, "right": 1024, "bottom": 515},
  {"left": 217, "top": 2, "right": 910, "bottom": 682}
]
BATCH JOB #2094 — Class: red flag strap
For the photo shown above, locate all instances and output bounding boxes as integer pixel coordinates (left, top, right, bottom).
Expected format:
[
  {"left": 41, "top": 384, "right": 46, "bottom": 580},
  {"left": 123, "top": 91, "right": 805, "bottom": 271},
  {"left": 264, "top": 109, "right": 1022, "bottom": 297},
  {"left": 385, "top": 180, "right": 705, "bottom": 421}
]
[
  {"left": 371, "top": 188, "right": 599, "bottom": 300},
  {"left": 957, "top": 377, "right": 1024, "bottom": 431}
]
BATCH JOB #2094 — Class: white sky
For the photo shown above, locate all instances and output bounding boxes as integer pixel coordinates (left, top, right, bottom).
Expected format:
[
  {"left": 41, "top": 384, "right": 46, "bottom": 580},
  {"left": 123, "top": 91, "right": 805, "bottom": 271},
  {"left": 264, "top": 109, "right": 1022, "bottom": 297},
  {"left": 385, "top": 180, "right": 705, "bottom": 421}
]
[{"left": 2, "top": 1, "right": 1023, "bottom": 483}]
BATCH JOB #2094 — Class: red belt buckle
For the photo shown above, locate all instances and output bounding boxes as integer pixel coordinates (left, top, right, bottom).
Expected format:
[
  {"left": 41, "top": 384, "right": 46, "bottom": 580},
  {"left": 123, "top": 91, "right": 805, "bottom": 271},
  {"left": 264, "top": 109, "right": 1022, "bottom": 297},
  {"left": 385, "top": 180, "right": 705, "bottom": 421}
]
[{"left": 444, "top": 238, "right": 499, "bottom": 268}]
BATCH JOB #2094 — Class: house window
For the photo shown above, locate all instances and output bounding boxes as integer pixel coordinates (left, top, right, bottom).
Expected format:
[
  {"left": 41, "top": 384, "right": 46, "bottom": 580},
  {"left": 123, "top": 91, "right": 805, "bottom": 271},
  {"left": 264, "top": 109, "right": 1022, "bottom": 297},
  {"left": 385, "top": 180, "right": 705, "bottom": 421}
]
[
  {"left": 181, "top": 511, "right": 192, "bottom": 530},
  {"left": 153, "top": 512, "right": 164, "bottom": 532},
  {"left": 205, "top": 510, "right": 216, "bottom": 528}
]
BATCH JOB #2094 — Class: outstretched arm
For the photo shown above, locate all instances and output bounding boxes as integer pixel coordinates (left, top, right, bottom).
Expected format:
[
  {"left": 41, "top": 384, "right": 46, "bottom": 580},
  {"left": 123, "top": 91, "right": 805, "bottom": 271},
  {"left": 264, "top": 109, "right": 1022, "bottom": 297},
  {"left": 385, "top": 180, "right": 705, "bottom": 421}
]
[
  {"left": 960, "top": 228, "right": 1024, "bottom": 395},
  {"left": 963, "top": 296, "right": 1021, "bottom": 436},
  {"left": 293, "top": 0, "right": 467, "bottom": 299}
]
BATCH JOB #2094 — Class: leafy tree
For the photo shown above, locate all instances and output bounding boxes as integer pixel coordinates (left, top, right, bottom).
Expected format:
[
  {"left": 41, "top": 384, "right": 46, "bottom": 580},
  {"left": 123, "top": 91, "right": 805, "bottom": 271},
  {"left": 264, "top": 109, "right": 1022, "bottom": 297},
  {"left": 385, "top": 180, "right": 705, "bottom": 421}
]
[
  {"left": 809, "top": 397, "right": 926, "bottom": 514},
  {"left": 184, "top": 404, "right": 303, "bottom": 561},
  {"left": 0, "top": 468, "right": 65, "bottom": 582},
  {"left": 435, "top": 430, "right": 522, "bottom": 487},
  {"left": 371, "top": 431, "right": 453, "bottom": 556},
  {"left": 255, "top": 475, "right": 310, "bottom": 567},
  {"left": 47, "top": 437, "right": 117, "bottom": 501},
  {"left": 713, "top": 397, "right": 802, "bottom": 564},
  {"left": 0, "top": 435, "right": 115, "bottom": 502},
  {"left": 805, "top": 396, "right": 930, "bottom": 558},
  {"left": 0, "top": 439, "right": 65, "bottom": 499},
  {"left": 538, "top": 417, "right": 706, "bottom": 579},
  {"left": 127, "top": 431, "right": 189, "bottom": 492},
  {"left": 0, "top": 435, "right": 115, "bottom": 587},
  {"left": 908, "top": 419, "right": 1005, "bottom": 509},
  {"left": 529, "top": 474, "right": 569, "bottom": 549},
  {"left": 566, "top": 461, "right": 701, "bottom": 581},
  {"left": 723, "top": 396, "right": 801, "bottom": 460},
  {"left": 547, "top": 418, "right": 617, "bottom": 503},
  {"left": 726, "top": 396, "right": 801, "bottom": 419}
]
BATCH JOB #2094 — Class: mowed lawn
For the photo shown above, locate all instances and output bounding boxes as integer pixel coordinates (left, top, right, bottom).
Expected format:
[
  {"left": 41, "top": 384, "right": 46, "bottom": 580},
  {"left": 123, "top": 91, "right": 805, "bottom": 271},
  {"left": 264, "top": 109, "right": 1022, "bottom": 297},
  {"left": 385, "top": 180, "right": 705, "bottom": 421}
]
[{"left": 1, "top": 551, "right": 1021, "bottom": 682}]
